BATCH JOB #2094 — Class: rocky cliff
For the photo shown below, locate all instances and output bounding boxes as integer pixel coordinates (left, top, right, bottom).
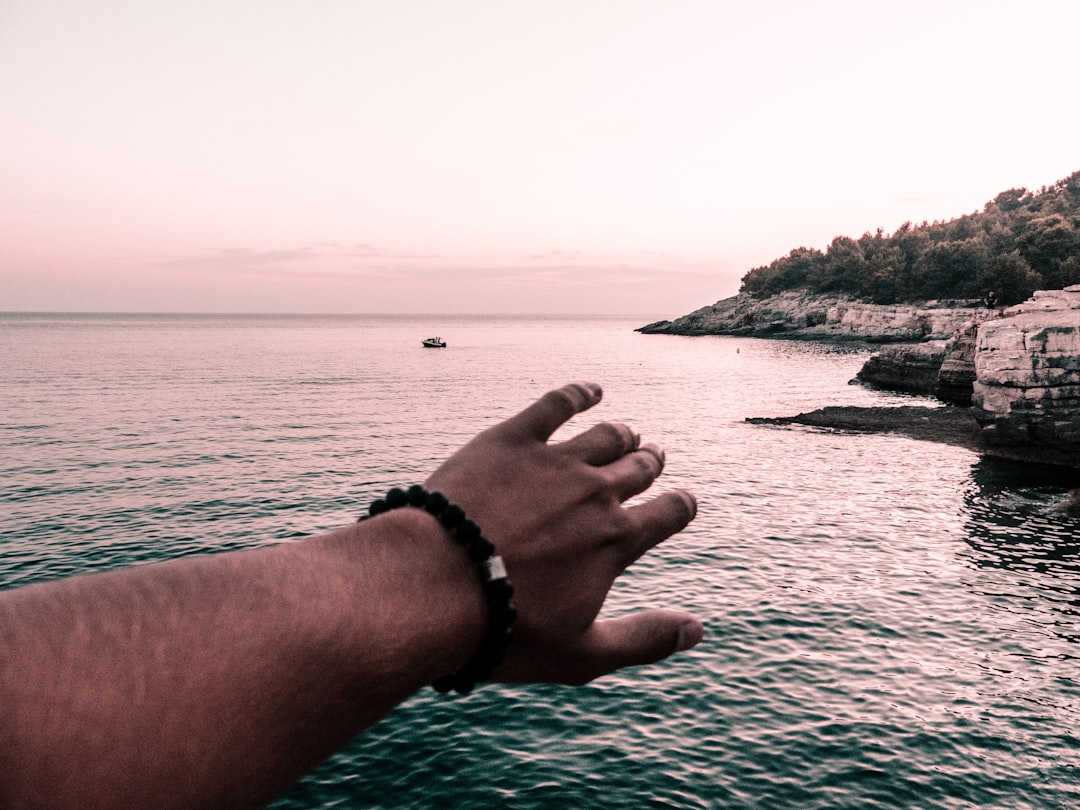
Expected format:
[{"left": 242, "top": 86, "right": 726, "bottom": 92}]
[
  {"left": 645, "top": 286, "right": 1080, "bottom": 466},
  {"left": 934, "top": 326, "right": 980, "bottom": 406},
  {"left": 849, "top": 286, "right": 1080, "bottom": 465},
  {"left": 854, "top": 319, "right": 988, "bottom": 405},
  {"left": 972, "top": 287, "right": 1080, "bottom": 460},
  {"left": 638, "top": 291, "right": 987, "bottom": 342}
]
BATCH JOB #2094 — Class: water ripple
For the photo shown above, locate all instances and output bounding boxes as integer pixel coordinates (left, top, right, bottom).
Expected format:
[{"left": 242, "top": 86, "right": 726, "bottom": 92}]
[{"left": 2, "top": 314, "right": 1079, "bottom": 808}]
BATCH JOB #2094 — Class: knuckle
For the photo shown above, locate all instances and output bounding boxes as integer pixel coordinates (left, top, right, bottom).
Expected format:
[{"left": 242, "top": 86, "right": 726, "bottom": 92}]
[{"left": 543, "top": 387, "right": 577, "bottom": 411}]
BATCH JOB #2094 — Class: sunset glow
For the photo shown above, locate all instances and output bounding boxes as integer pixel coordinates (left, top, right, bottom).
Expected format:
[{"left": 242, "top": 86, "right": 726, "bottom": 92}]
[{"left": 2, "top": 0, "right": 1078, "bottom": 315}]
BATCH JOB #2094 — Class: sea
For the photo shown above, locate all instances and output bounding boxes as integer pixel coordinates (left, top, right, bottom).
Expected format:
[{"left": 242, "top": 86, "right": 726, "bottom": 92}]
[{"left": 2, "top": 312, "right": 1078, "bottom": 809}]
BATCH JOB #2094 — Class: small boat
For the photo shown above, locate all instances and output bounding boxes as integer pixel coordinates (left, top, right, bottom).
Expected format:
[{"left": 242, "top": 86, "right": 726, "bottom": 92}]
[{"left": 422, "top": 337, "right": 446, "bottom": 348}]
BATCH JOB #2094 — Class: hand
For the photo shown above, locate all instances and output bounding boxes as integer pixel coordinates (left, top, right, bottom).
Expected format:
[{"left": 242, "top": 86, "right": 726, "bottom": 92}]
[{"left": 425, "top": 382, "right": 703, "bottom": 685}]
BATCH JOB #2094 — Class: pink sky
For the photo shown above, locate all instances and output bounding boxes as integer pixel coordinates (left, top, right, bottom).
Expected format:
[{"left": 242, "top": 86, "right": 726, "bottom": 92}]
[{"left": 2, "top": 0, "right": 1078, "bottom": 316}]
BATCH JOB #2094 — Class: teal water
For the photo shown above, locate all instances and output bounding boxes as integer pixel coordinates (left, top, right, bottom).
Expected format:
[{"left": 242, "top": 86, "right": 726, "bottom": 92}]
[{"left": 2, "top": 313, "right": 1078, "bottom": 808}]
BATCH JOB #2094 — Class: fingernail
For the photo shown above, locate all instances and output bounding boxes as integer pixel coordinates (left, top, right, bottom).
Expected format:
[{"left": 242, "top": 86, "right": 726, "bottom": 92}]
[
  {"left": 586, "top": 382, "right": 602, "bottom": 399},
  {"left": 678, "top": 490, "right": 697, "bottom": 520},
  {"left": 676, "top": 620, "right": 704, "bottom": 652},
  {"left": 640, "top": 442, "right": 664, "bottom": 464}
]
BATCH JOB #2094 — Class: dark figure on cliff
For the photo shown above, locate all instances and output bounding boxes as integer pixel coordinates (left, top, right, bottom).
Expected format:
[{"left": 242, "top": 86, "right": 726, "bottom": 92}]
[{"left": 985, "top": 290, "right": 998, "bottom": 309}]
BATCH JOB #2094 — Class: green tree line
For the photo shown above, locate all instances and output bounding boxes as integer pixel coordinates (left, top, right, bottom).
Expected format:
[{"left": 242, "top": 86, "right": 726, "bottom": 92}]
[{"left": 740, "top": 171, "right": 1080, "bottom": 305}]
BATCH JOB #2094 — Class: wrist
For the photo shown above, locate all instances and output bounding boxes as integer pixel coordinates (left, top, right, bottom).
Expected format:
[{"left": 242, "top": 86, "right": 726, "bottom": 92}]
[
  {"left": 362, "top": 486, "right": 516, "bottom": 694},
  {"left": 334, "top": 507, "right": 486, "bottom": 690}
]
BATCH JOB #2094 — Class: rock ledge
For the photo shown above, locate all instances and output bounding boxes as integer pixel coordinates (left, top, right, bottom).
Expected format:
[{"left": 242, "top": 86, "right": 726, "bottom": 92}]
[
  {"left": 749, "top": 406, "right": 1080, "bottom": 468},
  {"left": 638, "top": 291, "right": 986, "bottom": 342}
]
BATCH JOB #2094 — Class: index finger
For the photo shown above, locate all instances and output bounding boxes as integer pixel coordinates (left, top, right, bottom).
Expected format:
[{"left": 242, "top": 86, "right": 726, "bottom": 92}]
[{"left": 504, "top": 382, "right": 603, "bottom": 442}]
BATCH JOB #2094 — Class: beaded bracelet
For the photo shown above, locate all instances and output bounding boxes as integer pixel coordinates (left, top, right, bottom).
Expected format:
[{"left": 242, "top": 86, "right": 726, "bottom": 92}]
[{"left": 359, "top": 484, "right": 516, "bottom": 695}]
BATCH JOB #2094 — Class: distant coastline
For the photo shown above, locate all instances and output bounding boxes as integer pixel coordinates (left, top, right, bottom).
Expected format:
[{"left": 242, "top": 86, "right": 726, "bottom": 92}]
[{"left": 637, "top": 290, "right": 985, "bottom": 343}]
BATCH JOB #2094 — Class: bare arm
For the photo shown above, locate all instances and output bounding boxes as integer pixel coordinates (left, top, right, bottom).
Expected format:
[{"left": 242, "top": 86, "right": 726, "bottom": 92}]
[{"left": 0, "top": 382, "right": 701, "bottom": 809}]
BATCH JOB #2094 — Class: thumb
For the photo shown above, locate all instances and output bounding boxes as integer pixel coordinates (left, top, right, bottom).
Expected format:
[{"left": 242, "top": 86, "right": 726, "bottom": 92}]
[{"left": 583, "top": 610, "right": 704, "bottom": 678}]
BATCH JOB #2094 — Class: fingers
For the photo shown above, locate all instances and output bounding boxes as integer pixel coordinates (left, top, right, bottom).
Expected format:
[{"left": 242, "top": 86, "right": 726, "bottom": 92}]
[
  {"left": 571, "top": 611, "right": 704, "bottom": 683},
  {"left": 623, "top": 489, "right": 697, "bottom": 557},
  {"left": 603, "top": 442, "right": 665, "bottom": 500},
  {"left": 504, "top": 382, "right": 603, "bottom": 442},
  {"left": 559, "top": 421, "right": 640, "bottom": 465}
]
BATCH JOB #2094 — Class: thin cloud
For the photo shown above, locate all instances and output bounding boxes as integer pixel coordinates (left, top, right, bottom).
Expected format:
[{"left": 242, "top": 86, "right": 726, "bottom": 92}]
[
  {"left": 148, "top": 245, "right": 734, "bottom": 313},
  {"left": 158, "top": 244, "right": 441, "bottom": 272}
]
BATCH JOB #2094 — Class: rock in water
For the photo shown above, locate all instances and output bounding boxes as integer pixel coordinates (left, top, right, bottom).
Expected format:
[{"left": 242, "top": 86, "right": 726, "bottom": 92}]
[
  {"left": 855, "top": 342, "right": 948, "bottom": 394},
  {"left": 935, "top": 324, "right": 981, "bottom": 405},
  {"left": 973, "top": 287, "right": 1080, "bottom": 457}
]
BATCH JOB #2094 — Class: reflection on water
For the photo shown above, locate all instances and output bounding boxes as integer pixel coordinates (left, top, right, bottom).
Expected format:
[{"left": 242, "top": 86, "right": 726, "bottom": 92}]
[{"left": 961, "top": 459, "right": 1080, "bottom": 649}]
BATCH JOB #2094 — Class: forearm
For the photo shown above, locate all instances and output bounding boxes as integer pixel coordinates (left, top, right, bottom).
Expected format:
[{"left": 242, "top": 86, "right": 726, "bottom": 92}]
[
  {"left": 0, "top": 508, "right": 482, "bottom": 810},
  {"left": 0, "top": 382, "right": 703, "bottom": 808}
]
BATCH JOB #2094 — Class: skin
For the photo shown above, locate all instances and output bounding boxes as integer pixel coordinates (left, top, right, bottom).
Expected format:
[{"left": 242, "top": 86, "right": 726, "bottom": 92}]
[{"left": 0, "top": 382, "right": 702, "bottom": 809}]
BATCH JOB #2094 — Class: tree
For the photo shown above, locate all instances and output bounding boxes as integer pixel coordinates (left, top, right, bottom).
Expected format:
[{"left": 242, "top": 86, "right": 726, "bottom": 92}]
[
  {"left": 988, "top": 187, "right": 1029, "bottom": 213},
  {"left": 820, "top": 235, "right": 867, "bottom": 293},
  {"left": 858, "top": 229, "right": 905, "bottom": 303},
  {"left": 911, "top": 239, "right": 988, "bottom": 299},
  {"left": 979, "top": 250, "right": 1041, "bottom": 305},
  {"left": 736, "top": 169, "right": 1080, "bottom": 303},
  {"left": 1019, "top": 214, "right": 1080, "bottom": 288}
]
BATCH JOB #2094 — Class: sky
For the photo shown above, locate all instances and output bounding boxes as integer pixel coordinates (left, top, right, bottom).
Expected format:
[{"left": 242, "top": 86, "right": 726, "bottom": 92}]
[{"left": 2, "top": 0, "right": 1078, "bottom": 316}]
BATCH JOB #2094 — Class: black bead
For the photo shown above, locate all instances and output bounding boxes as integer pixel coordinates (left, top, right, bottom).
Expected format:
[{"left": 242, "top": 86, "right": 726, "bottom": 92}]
[
  {"left": 491, "top": 601, "right": 517, "bottom": 627},
  {"left": 467, "top": 536, "right": 494, "bottom": 561},
  {"left": 456, "top": 519, "right": 481, "bottom": 544},
  {"left": 424, "top": 491, "right": 449, "bottom": 515},
  {"left": 406, "top": 484, "right": 428, "bottom": 506},
  {"left": 440, "top": 504, "right": 465, "bottom": 529},
  {"left": 369, "top": 499, "right": 388, "bottom": 516},
  {"left": 485, "top": 578, "right": 514, "bottom": 602},
  {"left": 453, "top": 676, "right": 475, "bottom": 695},
  {"left": 432, "top": 675, "right": 454, "bottom": 693},
  {"left": 386, "top": 488, "right": 408, "bottom": 509},
  {"left": 490, "top": 626, "right": 512, "bottom": 649}
]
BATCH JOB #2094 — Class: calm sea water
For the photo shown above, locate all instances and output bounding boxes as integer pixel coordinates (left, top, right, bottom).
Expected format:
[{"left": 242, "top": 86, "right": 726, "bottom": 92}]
[{"left": 2, "top": 312, "right": 1078, "bottom": 809}]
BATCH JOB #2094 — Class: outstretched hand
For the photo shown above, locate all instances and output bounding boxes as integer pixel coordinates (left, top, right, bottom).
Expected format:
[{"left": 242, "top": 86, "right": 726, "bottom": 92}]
[
  {"left": 0, "top": 381, "right": 703, "bottom": 809},
  {"left": 425, "top": 382, "right": 703, "bottom": 685}
]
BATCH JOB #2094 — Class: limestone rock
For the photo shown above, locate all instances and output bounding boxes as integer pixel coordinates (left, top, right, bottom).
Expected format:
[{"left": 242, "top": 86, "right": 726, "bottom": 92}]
[
  {"left": 853, "top": 317, "right": 990, "bottom": 402},
  {"left": 1001, "top": 285, "right": 1080, "bottom": 316},
  {"left": 934, "top": 322, "right": 984, "bottom": 405},
  {"left": 645, "top": 287, "right": 1080, "bottom": 464},
  {"left": 855, "top": 341, "right": 948, "bottom": 394},
  {"left": 973, "top": 305, "right": 1080, "bottom": 454},
  {"left": 637, "top": 291, "right": 985, "bottom": 342}
]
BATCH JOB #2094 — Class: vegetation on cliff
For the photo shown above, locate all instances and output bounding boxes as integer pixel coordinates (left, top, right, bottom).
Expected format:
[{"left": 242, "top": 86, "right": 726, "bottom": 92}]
[{"left": 740, "top": 171, "right": 1080, "bottom": 306}]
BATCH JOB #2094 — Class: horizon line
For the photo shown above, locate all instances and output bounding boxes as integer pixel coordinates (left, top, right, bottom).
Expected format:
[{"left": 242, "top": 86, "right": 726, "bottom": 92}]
[{"left": 0, "top": 310, "right": 673, "bottom": 318}]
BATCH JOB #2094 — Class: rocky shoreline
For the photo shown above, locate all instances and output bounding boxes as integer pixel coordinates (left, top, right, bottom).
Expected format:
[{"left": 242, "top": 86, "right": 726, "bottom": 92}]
[
  {"left": 641, "top": 287, "right": 1080, "bottom": 470},
  {"left": 747, "top": 406, "right": 1080, "bottom": 468},
  {"left": 637, "top": 290, "right": 988, "bottom": 342}
]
